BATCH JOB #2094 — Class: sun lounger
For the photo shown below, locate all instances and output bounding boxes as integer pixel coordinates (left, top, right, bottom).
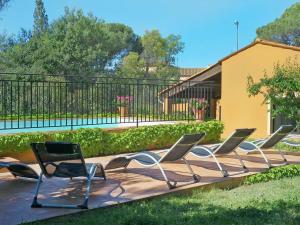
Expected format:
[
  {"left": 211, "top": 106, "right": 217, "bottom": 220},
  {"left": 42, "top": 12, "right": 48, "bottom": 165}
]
[
  {"left": 0, "top": 161, "right": 39, "bottom": 180},
  {"left": 190, "top": 128, "right": 256, "bottom": 177},
  {"left": 30, "top": 142, "right": 106, "bottom": 209},
  {"left": 105, "top": 133, "right": 205, "bottom": 189},
  {"left": 238, "top": 125, "right": 295, "bottom": 167}
]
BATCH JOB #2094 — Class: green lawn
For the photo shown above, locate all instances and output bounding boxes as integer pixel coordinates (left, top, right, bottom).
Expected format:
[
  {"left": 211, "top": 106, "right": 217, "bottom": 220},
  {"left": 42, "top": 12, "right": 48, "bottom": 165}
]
[
  {"left": 25, "top": 176, "right": 300, "bottom": 225},
  {"left": 276, "top": 140, "right": 300, "bottom": 153}
]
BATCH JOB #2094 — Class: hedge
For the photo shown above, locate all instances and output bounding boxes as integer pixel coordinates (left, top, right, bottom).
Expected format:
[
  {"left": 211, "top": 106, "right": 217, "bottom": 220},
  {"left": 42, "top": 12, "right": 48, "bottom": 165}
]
[
  {"left": 275, "top": 142, "right": 300, "bottom": 153},
  {"left": 0, "top": 120, "right": 224, "bottom": 157},
  {"left": 244, "top": 164, "right": 300, "bottom": 185}
]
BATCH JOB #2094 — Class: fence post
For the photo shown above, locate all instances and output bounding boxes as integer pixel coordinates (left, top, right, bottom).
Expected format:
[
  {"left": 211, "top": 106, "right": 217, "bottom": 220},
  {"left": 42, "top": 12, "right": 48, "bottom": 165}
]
[
  {"left": 136, "top": 79, "right": 139, "bottom": 127},
  {"left": 187, "top": 81, "right": 190, "bottom": 123},
  {"left": 70, "top": 83, "right": 73, "bottom": 131}
]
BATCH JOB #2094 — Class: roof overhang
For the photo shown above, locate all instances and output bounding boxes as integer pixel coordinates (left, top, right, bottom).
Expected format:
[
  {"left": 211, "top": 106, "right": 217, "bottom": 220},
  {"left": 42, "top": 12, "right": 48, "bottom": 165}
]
[
  {"left": 159, "top": 63, "right": 221, "bottom": 97},
  {"left": 159, "top": 38, "right": 300, "bottom": 97}
]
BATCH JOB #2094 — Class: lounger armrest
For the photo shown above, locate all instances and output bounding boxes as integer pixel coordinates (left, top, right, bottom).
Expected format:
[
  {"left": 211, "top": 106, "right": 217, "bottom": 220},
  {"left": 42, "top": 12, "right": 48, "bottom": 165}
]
[
  {"left": 251, "top": 139, "right": 265, "bottom": 146},
  {"left": 210, "top": 143, "right": 222, "bottom": 148}
]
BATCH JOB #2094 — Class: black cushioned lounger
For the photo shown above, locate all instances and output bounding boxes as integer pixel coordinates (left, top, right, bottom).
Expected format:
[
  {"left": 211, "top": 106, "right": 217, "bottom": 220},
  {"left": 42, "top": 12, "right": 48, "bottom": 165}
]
[
  {"left": 0, "top": 161, "right": 39, "bottom": 180},
  {"left": 30, "top": 142, "right": 106, "bottom": 209}
]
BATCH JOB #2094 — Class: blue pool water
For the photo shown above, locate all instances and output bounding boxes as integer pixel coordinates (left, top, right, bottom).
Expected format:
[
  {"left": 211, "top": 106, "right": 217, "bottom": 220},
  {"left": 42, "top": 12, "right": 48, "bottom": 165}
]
[{"left": 0, "top": 117, "right": 135, "bottom": 134}]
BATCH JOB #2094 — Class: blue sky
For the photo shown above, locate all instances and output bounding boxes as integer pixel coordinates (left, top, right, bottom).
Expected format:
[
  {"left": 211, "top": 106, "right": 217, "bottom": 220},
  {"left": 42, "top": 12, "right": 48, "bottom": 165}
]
[{"left": 0, "top": 0, "right": 298, "bottom": 67}]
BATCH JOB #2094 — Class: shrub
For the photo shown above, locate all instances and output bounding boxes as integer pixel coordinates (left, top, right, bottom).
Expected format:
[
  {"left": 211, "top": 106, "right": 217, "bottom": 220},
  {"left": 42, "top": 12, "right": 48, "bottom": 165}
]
[
  {"left": 275, "top": 142, "right": 300, "bottom": 153},
  {"left": 0, "top": 120, "right": 224, "bottom": 158},
  {"left": 244, "top": 164, "right": 300, "bottom": 185}
]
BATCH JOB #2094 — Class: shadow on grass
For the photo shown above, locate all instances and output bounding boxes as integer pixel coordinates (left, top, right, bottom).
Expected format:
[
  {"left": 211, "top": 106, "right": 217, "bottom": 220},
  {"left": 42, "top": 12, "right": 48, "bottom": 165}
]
[{"left": 25, "top": 198, "right": 300, "bottom": 225}]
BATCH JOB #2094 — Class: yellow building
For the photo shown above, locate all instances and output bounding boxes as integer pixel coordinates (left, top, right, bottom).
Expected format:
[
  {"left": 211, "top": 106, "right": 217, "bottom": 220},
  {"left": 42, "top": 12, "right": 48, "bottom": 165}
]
[{"left": 160, "top": 39, "right": 300, "bottom": 138}]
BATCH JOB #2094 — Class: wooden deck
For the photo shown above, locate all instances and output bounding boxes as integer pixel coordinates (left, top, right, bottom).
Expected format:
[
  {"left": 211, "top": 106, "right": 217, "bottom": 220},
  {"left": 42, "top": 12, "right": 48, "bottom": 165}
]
[{"left": 0, "top": 149, "right": 299, "bottom": 225}]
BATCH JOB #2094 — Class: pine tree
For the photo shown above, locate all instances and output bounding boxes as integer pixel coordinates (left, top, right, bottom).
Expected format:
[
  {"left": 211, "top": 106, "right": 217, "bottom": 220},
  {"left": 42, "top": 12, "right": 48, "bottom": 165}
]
[
  {"left": 33, "top": 0, "right": 48, "bottom": 36},
  {"left": 256, "top": 3, "right": 300, "bottom": 46}
]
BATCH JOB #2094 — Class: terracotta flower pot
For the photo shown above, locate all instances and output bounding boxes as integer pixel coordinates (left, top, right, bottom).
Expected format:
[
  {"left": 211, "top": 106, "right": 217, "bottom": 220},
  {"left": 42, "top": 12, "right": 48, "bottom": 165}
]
[
  {"left": 193, "top": 109, "right": 206, "bottom": 121},
  {"left": 118, "top": 106, "right": 129, "bottom": 117}
]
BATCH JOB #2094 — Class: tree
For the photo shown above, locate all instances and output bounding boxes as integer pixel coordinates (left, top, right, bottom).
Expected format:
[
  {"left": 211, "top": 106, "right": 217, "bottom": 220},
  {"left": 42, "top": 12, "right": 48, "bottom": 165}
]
[
  {"left": 256, "top": 3, "right": 300, "bottom": 46},
  {"left": 33, "top": 0, "right": 48, "bottom": 36},
  {"left": 118, "top": 30, "right": 184, "bottom": 80},
  {"left": 0, "top": 8, "right": 140, "bottom": 79},
  {"left": 117, "top": 52, "right": 145, "bottom": 78},
  {"left": 247, "top": 61, "right": 300, "bottom": 127}
]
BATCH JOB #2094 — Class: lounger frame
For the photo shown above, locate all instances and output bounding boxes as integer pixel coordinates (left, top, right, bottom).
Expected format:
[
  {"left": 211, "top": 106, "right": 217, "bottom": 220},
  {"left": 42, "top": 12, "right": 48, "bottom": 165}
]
[
  {"left": 190, "top": 128, "right": 256, "bottom": 177},
  {"left": 238, "top": 125, "right": 295, "bottom": 168},
  {"left": 105, "top": 133, "right": 205, "bottom": 189},
  {"left": 31, "top": 142, "right": 106, "bottom": 209}
]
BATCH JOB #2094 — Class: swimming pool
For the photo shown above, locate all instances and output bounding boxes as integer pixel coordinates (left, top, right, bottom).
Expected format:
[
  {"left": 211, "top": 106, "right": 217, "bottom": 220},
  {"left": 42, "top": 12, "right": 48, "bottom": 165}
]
[
  {"left": 0, "top": 117, "right": 176, "bottom": 134},
  {"left": 0, "top": 117, "right": 131, "bottom": 134}
]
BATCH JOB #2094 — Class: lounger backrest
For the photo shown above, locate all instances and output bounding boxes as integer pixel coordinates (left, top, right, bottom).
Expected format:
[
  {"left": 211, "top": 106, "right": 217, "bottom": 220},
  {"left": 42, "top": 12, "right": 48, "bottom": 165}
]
[
  {"left": 260, "top": 125, "right": 295, "bottom": 149},
  {"left": 161, "top": 133, "right": 205, "bottom": 162},
  {"left": 31, "top": 142, "right": 88, "bottom": 178},
  {"left": 215, "top": 128, "right": 256, "bottom": 155}
]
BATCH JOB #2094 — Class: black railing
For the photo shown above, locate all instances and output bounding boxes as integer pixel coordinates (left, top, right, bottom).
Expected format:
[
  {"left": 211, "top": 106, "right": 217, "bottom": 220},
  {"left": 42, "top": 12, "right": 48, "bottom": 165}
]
[{"left": 0, "top": 73, "right": 219, "bottom": 132}]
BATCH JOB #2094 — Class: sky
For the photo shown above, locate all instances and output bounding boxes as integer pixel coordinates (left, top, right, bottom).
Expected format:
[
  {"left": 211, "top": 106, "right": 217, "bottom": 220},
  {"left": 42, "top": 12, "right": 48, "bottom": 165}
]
[{"left": 0, "top": 0, "right": 299, "bottom": 68}]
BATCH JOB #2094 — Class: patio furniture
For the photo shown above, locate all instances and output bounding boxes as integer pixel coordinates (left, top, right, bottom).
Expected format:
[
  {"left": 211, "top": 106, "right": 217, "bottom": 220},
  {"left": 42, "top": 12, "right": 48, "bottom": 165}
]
[
  {"left": 238, "top": 125, "right": 295, "bottom": 168},
  {"left": 105, "top": 133, "right": 206, "bottom": 189},
  {"left": 189, "top": 128, "right": 256, "bottom": 177},
  {"left": 0, "top": 161, "right": 39, "bottom": 180},
  {"left": 30, "top": 142, "right": 106, "bottom": 209}
]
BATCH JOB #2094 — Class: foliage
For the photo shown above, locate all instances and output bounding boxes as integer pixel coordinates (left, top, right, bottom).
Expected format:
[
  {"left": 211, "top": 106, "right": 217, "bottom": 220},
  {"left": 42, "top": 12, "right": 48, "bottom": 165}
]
[
  {"left": 24, "top": 176, "right": 300, "bottom": 225},
  {"left": 33, "top": 0, "right": 48, "bottom": 36},
  {"left": 117, "top": 30, "right": 184, "bottom": 80},
  {"left": 116, "top": 52, "right": 145, "bottom": 78},
  {"left": 0, "top": 120, "right": 224, "bottom": 157},
  {"left": 190, "top": 98, "right": 208, "bottom": 110},
  {"left": 247, "top": 61, "right": 300, "bottom": 127},
  {"left": 256, "top": 2, "right": 300, "bottom": 46},
  {"left": 0, "top": 7, "right": 184, "bottom": 81},
  {"left": 116, "top": 96, "right": 134, "bottom": 107},
  {"left": 0, "top": 112, "right": 196, "bottom": 121},
  {"left": 256, "top": 3, "right": 300, "bottom": 46},
  {"left": 244, "top": 164, "right": 300, "bottom": 185},
  {"left": 0, "top": 8, "right": 140, "bottom": 77},
  {"left": 275, "top": 141, "right": 300, "bottom": 153}
]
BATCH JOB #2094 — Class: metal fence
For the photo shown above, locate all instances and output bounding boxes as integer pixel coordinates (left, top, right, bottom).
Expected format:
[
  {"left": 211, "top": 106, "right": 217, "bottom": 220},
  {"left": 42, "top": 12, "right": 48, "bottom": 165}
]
[{"left": 0, "top": 73, "right": 218, "bottom": 131}]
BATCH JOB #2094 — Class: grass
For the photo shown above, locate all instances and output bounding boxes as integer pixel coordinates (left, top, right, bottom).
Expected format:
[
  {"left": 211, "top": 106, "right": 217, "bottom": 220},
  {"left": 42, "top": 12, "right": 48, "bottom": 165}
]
[
  {"left": 276, "top": 140, "right": 300, "bottom": 153},
  {"left": 0, "top": 112, "right": 196, "bottom": 121},
  {"left": 25, "top": 176, "right": 300, "bottom": 225}
]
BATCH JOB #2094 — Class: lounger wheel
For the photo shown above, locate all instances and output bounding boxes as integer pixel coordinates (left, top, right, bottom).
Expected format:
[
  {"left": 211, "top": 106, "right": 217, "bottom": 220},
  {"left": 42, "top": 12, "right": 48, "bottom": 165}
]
[
  {"left": 79, "top": 199, "right": 88, "bottom": 209},
  {"left": 243, "top": 166, "right": 249, "bottom": 173},
  {"left": 221, "top": 170, "right": 229, "bottom": 177},
  {"left": 193, "top": 174, "right": 201, "bottom": 183},
  {"left": 166, "top": 181, "right": 177, "bottom": 189},
  {"left": 31, "top": 197, "right": 42, "bottom": 208}
]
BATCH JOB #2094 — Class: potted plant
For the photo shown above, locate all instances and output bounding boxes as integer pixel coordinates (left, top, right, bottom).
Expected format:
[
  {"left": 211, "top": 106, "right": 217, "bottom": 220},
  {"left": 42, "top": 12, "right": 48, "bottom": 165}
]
[
  {"left": 190, "top": 98, "right": 208, "bottom": 121},
  {"left": 116, "top": 96, "right": 133, "bottom": 117}
]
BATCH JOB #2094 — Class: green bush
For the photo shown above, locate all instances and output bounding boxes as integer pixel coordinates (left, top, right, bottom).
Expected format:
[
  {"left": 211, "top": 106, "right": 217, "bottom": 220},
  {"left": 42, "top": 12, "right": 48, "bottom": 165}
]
[
  {"left": 275, "top": 142, "right": 300, "bottom": 153},
  {"left": 244, "top": 164, "right": 300, "bottom": 185},
  {"left": 0, "top": 120, "right": 224, "bottom": 158}
]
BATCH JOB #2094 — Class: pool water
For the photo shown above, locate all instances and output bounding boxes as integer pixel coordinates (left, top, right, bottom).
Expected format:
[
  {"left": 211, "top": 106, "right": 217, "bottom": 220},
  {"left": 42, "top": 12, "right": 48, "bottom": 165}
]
[{"left": 0, "top": 117, "right": 135, "bottom": 134}]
